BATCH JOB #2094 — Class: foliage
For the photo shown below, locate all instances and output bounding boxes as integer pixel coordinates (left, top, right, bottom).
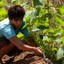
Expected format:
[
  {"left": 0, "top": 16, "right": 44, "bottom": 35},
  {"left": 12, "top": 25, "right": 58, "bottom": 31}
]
[{"left": 0, "top": 0, "right": 64, "bottom": 64}]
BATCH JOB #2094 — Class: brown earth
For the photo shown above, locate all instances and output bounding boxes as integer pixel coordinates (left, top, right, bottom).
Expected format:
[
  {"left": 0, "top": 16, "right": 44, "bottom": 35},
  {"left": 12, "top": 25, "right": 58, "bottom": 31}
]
[{"left": 0, "top": 47, "right": 53, "bottom": 64}]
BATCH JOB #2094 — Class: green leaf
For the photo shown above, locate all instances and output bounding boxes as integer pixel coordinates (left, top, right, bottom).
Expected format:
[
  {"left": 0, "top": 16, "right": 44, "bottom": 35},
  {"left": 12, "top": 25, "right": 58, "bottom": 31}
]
[
  {"left": 0, "top": 1, "right": 4, "bottom": 7},
  {"left": 48, "top": 29, "right": 55, "bottom": 33},
  {"left": 35, "top": 6, "right": 40, "bottom": 16},
  {"left": 33, "top": 0, "right": 41, "bottom": 6},
  {"left": 58, "top": 5, "right": 64, "bottom": 14},
  {"left": 24, "top": 10, "right": 33, "bottom": 21},
  {"left": 22, "top": 23, "right": 29, "bottom": 29},
  {"left": 49, "top": 35, "right": 57, "bottom": 40},
  {"left": 62, "top": 37, "right": 64, "bottom": 44},
  {"left": 42, "top": 14, "right": 46, "bottom": 21},
  {"left": 42, "top": 13, "right": 52, "bottom": 21},
  {"left": 55, "top": 38, "right": 62, "bottom": 43},
  {"left": 37, "top": 25, "right": 48, "bottom": 30},
  {"left": 39, "top": 0, "right": 45, "bottom": 5},
  {"left": 20, "top": 2, "right": 28, "bottom": 6},
  {"left": 57, "top": 45, "right": 64, "bottom": 60},
  {"left": 32, "top": 27, "right": 40, "bottom": 32},
  {"left": 11, "top": 0, "right": 16, "bottom": 2},
  {"left": 0, "top": 8, "right": 7, "bottom": 20},
  {"left": 55, "top": 15, "right": 64, "bottom": 24},
  {"left": 52, "top": 48, "right": 57, "bottom": 51}
]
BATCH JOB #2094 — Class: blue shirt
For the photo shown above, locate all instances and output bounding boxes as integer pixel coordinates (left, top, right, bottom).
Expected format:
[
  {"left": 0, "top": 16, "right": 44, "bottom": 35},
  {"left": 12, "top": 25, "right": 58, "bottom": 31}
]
[{"left": 0, "top": 18, "right": 29, "bottom": 39}]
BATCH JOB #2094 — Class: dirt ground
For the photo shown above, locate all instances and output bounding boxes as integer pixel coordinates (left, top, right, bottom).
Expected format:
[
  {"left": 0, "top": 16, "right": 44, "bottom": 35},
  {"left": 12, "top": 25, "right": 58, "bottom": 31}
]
[{"left": 0, "top": 47, "right": 53, "bottom": 64}]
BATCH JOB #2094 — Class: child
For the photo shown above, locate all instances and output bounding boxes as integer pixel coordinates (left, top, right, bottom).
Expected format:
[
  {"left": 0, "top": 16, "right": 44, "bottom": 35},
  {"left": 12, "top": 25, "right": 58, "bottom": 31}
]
[{"left": 0, "top": 5, "right": 43, "bottom": 59}]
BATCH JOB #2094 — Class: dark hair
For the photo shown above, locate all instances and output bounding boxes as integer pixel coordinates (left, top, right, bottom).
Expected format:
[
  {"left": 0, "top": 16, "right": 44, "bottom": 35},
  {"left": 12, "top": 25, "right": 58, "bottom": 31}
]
[{"left": 8, "top": 5, "right": 25, "bottom": 20}]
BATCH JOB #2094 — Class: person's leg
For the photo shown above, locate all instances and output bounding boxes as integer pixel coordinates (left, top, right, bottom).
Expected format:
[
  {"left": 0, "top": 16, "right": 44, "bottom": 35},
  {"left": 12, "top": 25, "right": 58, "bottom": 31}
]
[
  {"left": 0, "top": 37, "right": 15, "bottom": 59},
  {"left": 0, "top": 42, "right": 14, "bottom": 59},
  {"left": 0, "top": 42, "right": 7, "bottom": 49}
]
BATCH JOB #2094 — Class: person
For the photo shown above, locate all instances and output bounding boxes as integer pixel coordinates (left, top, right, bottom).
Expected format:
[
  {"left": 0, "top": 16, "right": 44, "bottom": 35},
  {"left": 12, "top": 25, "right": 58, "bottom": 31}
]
[{"left": 0, "top": 5, "right": 43, "bottom": 59}]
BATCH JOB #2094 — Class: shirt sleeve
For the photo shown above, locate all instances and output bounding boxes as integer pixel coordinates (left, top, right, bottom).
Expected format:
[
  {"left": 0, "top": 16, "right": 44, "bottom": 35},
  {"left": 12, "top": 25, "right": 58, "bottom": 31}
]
[
  {"left": 20, "top": 21, "right": 30, "bottom": 36},
  {"left": 2, "top": 25, "right": 16, "bottom": 39}
]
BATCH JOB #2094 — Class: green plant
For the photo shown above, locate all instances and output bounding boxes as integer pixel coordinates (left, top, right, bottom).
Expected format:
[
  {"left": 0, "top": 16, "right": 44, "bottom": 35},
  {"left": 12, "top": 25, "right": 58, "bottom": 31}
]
[{"left": 0, "top": 0, "right": 64, "bottom": 64}]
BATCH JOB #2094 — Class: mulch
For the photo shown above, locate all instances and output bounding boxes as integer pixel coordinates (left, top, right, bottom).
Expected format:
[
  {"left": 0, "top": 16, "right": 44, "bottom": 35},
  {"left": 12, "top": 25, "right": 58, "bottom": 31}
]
[{"left": 0, "top": 47, "right": 53, "bottom": 64}]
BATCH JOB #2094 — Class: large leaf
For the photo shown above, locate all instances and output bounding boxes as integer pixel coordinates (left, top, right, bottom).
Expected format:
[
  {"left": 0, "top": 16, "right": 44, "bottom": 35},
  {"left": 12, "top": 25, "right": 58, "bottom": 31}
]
[
  {"left": 39, "top": 0, "right": 45, "bottom": 5},
  {"left": 22, "top": 23, "right": 29, "bottom": 29},
  {"left": 55, "top": 38, "right": 62, "bottom": 43},
  {"left": 0, "top": 1, "right": 5, "bottom": 7},
  {"left": 57, "top": 45, "right": 64, "bottom": 60},
  {"left": 58, "top": 5, "right": 64, "bottom": 14},
  {"left": 32, "top": 27, "right": 40, "bottom": 32},
  {"left": 37, "top": 25, "right": 49, "bottom": 30},
  {"left": 20, "top": 2, "right": 28, "bottom": 6},
  {"left": 55, "top": 15, "right": 64, "bottom": 24},
  {"left": 35, "top": 6, "right": 40, "bottom": 16},
  {"left": 11, "top": 0, "right": 16, "bottom": 2},
  {"left": 0, "top": 8, "right": 7, "bottom": 20},
  {"left": 24, "top": 10, "right": 33, "bottom": 21},
  {"left": 33, "top": 0, "right": 41, "bottom": 6}
]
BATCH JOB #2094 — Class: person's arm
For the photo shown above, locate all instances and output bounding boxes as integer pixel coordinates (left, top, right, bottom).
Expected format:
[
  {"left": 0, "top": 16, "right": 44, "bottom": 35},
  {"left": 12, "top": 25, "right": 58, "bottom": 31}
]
[{"left": 9, "top": 36, "right": 43, "bottom": 55}]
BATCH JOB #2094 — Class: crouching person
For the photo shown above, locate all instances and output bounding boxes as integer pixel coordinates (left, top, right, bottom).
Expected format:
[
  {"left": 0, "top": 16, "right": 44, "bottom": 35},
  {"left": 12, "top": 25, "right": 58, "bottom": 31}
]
[{"left": 0, "top": 5, "right": 43, "bottom": 59}]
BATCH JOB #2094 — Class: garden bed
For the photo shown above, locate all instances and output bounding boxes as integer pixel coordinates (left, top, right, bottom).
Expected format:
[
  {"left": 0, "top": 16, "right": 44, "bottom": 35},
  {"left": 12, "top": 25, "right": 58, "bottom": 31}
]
[{"left": 1, "top": 47, "right": 53, "bottom": 64}]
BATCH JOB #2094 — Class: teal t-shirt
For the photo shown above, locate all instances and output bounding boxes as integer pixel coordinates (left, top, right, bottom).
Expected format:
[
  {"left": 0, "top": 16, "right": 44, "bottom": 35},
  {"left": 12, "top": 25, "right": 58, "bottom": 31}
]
[{"left": 0, "top": 18, "right": 29, "bottom": 39}]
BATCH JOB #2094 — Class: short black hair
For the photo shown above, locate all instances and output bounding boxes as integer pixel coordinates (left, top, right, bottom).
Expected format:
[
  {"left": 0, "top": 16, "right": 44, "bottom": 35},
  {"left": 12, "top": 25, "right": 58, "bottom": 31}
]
[{"left": 8, "top": 5, "right": 25, "bottom": 20}]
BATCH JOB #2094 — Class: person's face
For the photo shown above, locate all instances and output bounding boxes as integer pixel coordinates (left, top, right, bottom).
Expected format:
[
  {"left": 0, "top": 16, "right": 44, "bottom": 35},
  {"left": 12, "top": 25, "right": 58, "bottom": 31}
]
[{"left": 10, "top": 19, "right": 22, "bottom": 29}]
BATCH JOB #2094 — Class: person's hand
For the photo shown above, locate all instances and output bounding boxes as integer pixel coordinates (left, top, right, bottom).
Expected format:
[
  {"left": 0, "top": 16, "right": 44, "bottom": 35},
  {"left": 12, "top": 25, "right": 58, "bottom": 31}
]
[
  {"left": 34, "top": 47, "right": 42, "bottom": 55},
  {"left": 34, "top": 47, "right": 46, "bottom": 58}
]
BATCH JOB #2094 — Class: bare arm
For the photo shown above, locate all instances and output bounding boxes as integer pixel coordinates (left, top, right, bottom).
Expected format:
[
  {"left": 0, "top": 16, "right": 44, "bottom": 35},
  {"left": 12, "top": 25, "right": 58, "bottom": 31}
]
[
  {"left": 9, "top": 36, "right": 35, "bottom": 51},
  {"left": 9, "top": 36, "right": 43, "bottom": 55}
]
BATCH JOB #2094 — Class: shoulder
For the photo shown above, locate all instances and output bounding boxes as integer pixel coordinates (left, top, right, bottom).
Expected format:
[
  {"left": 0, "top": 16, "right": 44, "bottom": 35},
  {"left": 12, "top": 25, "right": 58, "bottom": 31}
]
[
  {"left": 1, "top": 23, "right": 16, "bottom": 39},
  {"left": 0, "top": 18, "right": 10, "bottom": 30}
]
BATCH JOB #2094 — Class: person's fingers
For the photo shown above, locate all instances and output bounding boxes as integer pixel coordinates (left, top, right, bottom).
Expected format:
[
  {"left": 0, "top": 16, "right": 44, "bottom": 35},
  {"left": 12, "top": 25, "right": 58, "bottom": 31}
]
[{"left": 35, "top": 48, "right": 46, "bottom": 58}]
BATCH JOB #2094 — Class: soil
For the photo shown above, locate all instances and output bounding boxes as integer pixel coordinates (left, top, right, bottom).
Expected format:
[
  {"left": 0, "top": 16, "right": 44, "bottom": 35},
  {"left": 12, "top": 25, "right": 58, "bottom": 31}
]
[{"left": 0, "top": 47, "right": 53, "bottom": 64}]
